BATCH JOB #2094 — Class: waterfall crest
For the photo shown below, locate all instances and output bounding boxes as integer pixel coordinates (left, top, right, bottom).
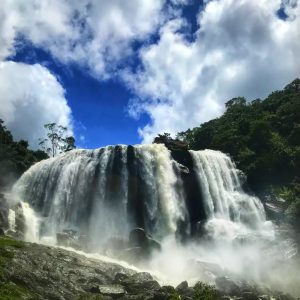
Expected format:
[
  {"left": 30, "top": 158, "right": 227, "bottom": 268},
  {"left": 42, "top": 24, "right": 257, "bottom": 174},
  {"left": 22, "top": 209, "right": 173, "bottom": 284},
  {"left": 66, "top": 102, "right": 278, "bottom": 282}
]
[
  {"left": 12, "top": 145, "right": 271, "bottom": 247},
  {"left": 13, "top": 144, "right": 188, "bottom": 247}
]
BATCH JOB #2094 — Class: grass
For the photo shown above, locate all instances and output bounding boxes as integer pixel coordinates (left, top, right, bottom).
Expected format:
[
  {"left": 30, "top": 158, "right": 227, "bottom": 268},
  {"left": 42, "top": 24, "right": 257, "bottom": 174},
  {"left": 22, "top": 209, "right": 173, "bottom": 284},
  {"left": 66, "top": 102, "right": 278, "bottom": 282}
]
[{"left": 0, "top": 282, "right": 36, "bottom": 300}]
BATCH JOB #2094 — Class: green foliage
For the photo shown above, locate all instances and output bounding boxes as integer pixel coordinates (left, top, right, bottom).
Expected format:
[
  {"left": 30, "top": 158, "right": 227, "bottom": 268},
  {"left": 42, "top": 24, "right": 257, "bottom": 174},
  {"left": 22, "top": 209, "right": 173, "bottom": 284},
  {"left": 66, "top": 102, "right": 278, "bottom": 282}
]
[
  {"left": 177, "top": 78, "right": 300, "bottom": 193},
  {"left": 39, "top": 123, "right": 76, "bottom": 157},
  {"left": 0, "top": 119, "right": 48, "bottom": 191},
  {"left": 193, "top": 282, "right": 218, "bottom": 300},
  {"left": 0, "top": 282, "right": 35, "bottom": 300},
  {"left": 177, "top": 78, "right": 300, "bottom": 228}
]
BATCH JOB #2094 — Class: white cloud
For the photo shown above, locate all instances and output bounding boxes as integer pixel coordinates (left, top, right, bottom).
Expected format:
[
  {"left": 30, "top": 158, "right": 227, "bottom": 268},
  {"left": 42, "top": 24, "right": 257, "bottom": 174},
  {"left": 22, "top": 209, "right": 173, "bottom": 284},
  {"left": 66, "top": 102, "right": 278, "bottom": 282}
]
[
  {"left": 0, "top": 61, "right": 73, "bottom": 148},
  {"left": 0, "top": 0, "right": 299, "bottom": 145},
  {"left": 0, "top": 0, "right": 169, "bottom": 79},
  {"left": 125, "top": 0, "right": 300, "bottom": 142},
  {"left": 0, "top": 0, "right": 175, "bottom": 147}
]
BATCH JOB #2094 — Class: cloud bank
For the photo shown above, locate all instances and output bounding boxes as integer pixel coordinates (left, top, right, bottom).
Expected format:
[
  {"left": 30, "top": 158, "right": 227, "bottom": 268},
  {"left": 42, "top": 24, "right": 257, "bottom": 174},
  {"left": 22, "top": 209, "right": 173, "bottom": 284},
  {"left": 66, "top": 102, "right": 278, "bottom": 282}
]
[
  {"left": 0, "top": 61, "right": 72, "bottom": 148},
  {"left": 0, "top": 0, "right": 299, "bottom": 145},
  {"left": 0, "top": 0, "right": 171, "bottom": 146},
  {"left": 126, "top": 0, "right": 300, "bottom": 142}
]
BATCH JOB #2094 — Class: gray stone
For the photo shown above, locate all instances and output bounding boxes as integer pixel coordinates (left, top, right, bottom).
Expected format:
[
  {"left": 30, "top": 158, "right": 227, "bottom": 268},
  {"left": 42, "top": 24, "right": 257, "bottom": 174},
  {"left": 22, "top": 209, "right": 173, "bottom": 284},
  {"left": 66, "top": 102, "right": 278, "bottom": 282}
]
[
  {"left": 176, "top": 280, "right": 188, "bottom": 292},
  {"left": 0, "top": 227, "right": 5, "bottom": 235},
  {"left": 215, "top": 276, "right": 241, "bottom": 295},
  {"left": 99, "top": 284, "right": 125, "bottom": 297},
  {"left": 122, "top": 272, "right": 160, "bottom": 295}
]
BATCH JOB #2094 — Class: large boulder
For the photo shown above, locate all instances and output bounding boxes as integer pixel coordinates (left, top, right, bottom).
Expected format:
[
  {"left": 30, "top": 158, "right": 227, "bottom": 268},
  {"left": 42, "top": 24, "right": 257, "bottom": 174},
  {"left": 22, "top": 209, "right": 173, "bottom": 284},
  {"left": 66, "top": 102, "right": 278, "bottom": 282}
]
[
  {"left": 118, "top": 272, "right": 160, "bottom": 295},
  {"left": 123, "top": 228, "right": 161, "bottom": 263}
]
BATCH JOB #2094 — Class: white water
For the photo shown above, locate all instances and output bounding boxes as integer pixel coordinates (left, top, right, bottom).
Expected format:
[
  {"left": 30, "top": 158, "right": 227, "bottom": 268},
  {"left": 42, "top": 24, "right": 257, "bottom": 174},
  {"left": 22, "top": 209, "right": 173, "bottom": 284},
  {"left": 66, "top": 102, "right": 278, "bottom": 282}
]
[
  {"left": 190, "top": 149, "right": 273, "bottom": 241},
  {"left": 12, "top": 146, "right": 299, "bottom": 294},
  {"left": 8, "top": 209, "right": 16, "bottom": 232},
  {"left": 12, "top": 144, "right": 187, "bottom": 247},
  {"left": 20, "top": 202, "right": 40, "bottom": 242},
  {"left": 134, "top": 144, "right": 187, "bottom": 236}
]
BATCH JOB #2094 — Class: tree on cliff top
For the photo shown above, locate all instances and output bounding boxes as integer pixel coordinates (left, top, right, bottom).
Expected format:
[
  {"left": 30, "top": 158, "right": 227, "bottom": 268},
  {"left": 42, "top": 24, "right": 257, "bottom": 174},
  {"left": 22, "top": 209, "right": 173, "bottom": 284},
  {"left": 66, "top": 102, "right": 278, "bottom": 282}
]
[{"left": 38, "top": 123, "right": 76, "bottom": 157}]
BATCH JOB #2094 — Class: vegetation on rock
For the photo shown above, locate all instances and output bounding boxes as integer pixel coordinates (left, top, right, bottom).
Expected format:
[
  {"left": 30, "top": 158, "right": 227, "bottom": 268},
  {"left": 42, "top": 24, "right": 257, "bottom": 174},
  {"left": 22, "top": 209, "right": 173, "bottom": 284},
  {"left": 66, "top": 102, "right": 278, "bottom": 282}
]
[{"left": 0, "top": 119, "right": 48, "bottom": 191}]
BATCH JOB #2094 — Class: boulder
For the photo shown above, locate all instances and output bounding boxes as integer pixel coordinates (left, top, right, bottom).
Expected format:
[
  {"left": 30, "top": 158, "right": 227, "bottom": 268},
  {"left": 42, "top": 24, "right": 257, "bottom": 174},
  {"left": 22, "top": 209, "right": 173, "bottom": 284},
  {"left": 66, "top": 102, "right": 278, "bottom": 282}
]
[
  {"left": 98, "top": 284, "right": 125, "bottom": 297},
  {"left": 176, "top": 281, "right": 194, "bottom": 300},
  {"left": 176, "top": 281, "right": 188, "bottom": 292},
  {"left": 120, "top": 272, "right": 160, "bottom": 295},
  {"left": 128, "top": 228, "right": 161, "bottom": 259},
  {"left": 215, "top": 276, "right": 241, "bottom": 296},
  {"left": 129, "top": 228, "right": 148, "bottom": 248}
]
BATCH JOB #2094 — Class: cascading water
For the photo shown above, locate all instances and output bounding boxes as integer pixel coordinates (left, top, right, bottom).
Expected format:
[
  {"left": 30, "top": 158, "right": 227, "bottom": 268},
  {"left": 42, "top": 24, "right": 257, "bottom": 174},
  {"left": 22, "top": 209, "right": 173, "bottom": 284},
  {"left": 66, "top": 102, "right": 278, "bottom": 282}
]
[
  {"left": 12, "top": 144, "right": 274, "bottom": 249},
  {"left": 10, "top": 145, "right": 300, "bottom": 294},
  {"left": 12, "top": 144, "right": 188, "bottom": 248},
  {"left": 190, "top": 149, "right": 272, "bottom": 241}
]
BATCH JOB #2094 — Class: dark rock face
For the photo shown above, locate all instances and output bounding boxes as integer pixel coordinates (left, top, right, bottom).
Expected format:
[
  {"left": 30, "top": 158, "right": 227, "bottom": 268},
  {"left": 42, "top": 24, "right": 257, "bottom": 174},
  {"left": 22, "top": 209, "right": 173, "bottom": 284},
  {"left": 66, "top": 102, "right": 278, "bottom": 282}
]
[
  {"left": 170, "top": 150, "right": 206, "bottom": 236},
  {"left": 0, "top": 193, "right": 9, "bottom": 230},
  {"left": 119, "top": 228, "right": 161, "bottom": 264}
]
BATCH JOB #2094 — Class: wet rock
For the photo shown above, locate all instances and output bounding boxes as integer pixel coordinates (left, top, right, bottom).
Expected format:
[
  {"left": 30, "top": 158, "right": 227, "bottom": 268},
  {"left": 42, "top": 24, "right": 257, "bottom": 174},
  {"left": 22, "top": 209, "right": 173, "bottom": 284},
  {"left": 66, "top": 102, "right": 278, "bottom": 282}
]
[
  {"left": 114, "top": 272, "right": 129, "bottom": 284},
  {"left": 176, "top": 280, "right": 188, "bottom": 292},
  {"left": 98, "top": 284, "right": 125, "bottom": 297},
  {"left": 129, "top": 228, "right": 148, "bottom": 247},
  {"left": 153, "top": 285, "right": 177, "bottom": 300},
  {"left": 0, "top": 236, "right": 136, "bottom": 299},
  {"left": 0, "top": 227, "right": 5, "bottom": 235},
  {"left": 121, "top": 272, "right": 160, "bottom": 295},
  {"left": 120, "top": 228, "right": 161, "bottom": 263},
  {"left": 215, "top": 276, "right": 241, "bottom": 295},
  {"left": 0, "top": 193, "right": 9, "bottom": 230}
]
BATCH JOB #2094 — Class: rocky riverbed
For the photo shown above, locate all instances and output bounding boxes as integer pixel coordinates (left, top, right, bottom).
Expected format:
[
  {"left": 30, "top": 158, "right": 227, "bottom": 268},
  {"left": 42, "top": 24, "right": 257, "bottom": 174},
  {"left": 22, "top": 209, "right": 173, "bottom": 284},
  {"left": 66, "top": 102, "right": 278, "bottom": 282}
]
[{"left": 0, "top": 234, "right": 297, "bottom": 300}]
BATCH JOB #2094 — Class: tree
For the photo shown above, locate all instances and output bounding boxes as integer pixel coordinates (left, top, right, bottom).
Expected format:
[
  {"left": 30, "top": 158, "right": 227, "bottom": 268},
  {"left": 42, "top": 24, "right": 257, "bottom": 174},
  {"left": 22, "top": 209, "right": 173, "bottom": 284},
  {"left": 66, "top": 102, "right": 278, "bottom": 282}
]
[
  {"left": 39, "top": 123, "right": 76, "bottom": 157},
  {"left": 0, "top": 119, "right": 48, "bottom": 191}
]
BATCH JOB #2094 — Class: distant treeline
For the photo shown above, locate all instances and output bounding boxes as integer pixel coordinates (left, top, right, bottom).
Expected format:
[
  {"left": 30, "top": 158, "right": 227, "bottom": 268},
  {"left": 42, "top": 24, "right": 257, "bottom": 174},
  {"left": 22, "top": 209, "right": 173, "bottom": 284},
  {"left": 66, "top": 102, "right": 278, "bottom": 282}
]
[
  {"left": 0, "top": 120, "right": 48, "bottom": 191},
  {"left": 176, "top": 78, "right": 300, "bottom": 227}
]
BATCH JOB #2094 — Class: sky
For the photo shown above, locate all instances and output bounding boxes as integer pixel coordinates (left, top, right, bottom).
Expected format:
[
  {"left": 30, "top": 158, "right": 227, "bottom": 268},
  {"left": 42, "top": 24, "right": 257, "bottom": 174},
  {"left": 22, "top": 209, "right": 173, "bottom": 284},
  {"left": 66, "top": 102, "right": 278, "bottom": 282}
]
[{"left": 0, "top": 0, "right": 299, "bottom": 149}]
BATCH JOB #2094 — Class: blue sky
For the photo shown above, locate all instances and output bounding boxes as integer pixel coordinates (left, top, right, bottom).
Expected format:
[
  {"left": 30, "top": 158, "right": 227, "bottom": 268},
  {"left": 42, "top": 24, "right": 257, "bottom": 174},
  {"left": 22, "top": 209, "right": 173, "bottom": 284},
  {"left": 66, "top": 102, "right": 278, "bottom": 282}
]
[
  {"left": 0, "top": 0, "right": 299, "bottom": 149},
  {"left": 11, "top": 43, "right": 151, "bottom": 148}
]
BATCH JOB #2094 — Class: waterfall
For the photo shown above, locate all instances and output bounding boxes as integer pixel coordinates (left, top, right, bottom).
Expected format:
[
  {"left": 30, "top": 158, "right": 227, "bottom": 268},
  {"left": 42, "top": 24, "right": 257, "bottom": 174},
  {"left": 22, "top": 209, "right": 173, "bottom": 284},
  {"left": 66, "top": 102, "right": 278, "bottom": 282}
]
[
  {"left": 13, "top": 144, "right": 188, "bottom": 247},
  {"left": 12, "top": 145, "right": 272, "bottom": 247},
  {"left": 20, "top": 202, "right": 40, "bottom": 242},
  {"left": 190, "top": 149, "right": 272, "bottom": 240}
]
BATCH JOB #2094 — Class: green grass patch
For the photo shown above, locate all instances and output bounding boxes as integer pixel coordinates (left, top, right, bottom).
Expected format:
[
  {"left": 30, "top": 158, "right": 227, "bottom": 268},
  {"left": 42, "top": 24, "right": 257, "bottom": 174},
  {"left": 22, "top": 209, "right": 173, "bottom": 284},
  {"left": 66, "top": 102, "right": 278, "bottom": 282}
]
[
  {"left": 0, "top": 282, "right": 36, "bottom": 300},
  {"left": 0, "top": 236, "right": 26, "bottom": 249}
]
